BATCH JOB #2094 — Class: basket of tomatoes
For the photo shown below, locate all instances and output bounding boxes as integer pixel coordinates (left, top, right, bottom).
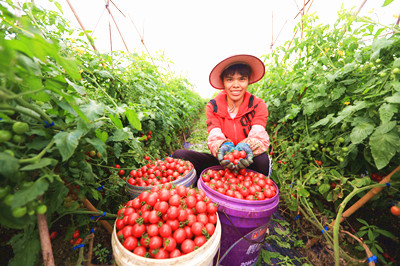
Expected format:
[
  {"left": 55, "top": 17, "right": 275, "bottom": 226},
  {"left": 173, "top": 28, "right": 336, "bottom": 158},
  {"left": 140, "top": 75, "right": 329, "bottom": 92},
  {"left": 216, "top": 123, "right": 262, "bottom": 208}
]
[
  {"left": 126, "top": 157, "right": 196, "bottom": 198},
  {"left": 112, "top": 184, "right": 222, "bottom": 266}
]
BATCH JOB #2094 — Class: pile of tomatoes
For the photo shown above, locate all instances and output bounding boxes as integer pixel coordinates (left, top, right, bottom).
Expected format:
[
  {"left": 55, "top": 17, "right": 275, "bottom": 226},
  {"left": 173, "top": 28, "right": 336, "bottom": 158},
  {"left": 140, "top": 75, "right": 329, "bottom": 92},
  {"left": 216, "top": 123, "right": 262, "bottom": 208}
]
[
  {"left": 127, "top": 157, "right": 194, "bottom": 187},
  {"left": 201, "top": 168, "right": 277, "bottom": 201},
  {"left": 115, "top": 184, "right": 218, "bottom": 259},
  {"left": 222, "top": 149, "right": 247, "bottom": 165}
]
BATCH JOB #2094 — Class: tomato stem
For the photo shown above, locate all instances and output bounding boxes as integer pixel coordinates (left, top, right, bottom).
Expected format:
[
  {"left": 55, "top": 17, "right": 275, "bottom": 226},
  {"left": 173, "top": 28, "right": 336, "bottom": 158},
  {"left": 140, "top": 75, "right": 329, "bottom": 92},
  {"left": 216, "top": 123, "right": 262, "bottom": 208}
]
[{"left": 19, "top": 139, "right": 55, "bottom": 164}]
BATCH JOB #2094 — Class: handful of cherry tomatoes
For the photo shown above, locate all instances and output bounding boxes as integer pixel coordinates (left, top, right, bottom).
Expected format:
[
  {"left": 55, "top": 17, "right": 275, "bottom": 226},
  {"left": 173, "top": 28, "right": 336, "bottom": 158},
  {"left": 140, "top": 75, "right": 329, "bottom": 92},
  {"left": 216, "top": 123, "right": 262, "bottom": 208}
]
[
  {"left": 222, "top": 149, "right": 247, "bottom": 165},
  {"left": 115, "top": 184, "right": 218, "bottom": 259}
]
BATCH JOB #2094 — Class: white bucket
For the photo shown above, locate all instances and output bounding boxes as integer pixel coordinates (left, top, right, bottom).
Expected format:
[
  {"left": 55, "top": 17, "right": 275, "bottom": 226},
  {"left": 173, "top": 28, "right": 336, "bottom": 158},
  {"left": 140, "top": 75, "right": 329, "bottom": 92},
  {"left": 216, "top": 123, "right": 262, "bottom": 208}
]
[{"left": 111, "top": 215, "right": 221, "bottom": 266}]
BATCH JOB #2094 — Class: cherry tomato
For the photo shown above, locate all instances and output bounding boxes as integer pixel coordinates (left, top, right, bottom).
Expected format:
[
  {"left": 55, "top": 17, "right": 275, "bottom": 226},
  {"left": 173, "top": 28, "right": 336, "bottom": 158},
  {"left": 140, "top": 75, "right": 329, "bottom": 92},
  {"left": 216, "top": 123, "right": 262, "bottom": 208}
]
[
  {"left": 169, "top": 249, "right": 182, "bottom": 258},
  {"left": 123, "top": 236, "right": 138, "bottom": 251},
  {"left": 390, "top": 205, "right": 400, "bottom": 216},
  {"left": 148, "top": 236, "right": 162, "bottom": 249},
  {"left": 191, "top": 222, "right": 205, "bottom": 236},
  {"left": 133, "top": 246, "right": 147, "bottom": 257},
  {"left": 73, "top": 229, "right": 80, "bottom": 239},
  {"left": 195, "top": 201, "right": 207, "bottom": 213},
  {"left": 205, "top": 223, "right": 216, "bottom": 236},
  {"left": 181, "top": 239, "right": 195, "bottom": 254},
  {"left": 159, "top": 223, "right": 172, "bottom": 238},
  {"left": 173, "top": 228, "right": 187, "bottom": 244},
  {"left": 163, "top": 236, "right": 177, "bottom": 252},
  {"left": 194, "top": 235, "right": 207, "bottom": 247},
  {"left": 50, "top": 231, "right": 58, "bottom": 240}
]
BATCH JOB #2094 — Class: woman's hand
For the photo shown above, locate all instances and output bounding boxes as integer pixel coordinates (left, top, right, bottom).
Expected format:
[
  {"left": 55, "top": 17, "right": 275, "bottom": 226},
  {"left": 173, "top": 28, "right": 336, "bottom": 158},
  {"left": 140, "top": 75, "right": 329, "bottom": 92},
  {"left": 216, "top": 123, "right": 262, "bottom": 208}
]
[
  {"left": 235, "top": 143, "right": 254, "bottom": 169},
  {"left": 217, "top": 142, "right": 235, "bottom": 170}
]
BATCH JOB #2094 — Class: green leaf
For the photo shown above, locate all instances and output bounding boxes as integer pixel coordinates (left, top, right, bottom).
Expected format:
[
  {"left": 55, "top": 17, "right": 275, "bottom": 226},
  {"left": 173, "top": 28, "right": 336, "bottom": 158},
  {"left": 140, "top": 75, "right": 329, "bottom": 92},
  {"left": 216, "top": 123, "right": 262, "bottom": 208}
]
[
  {"left": 367, "top": 229, "right": 375, "bottom": 241},
  {"left": 383, "top": 0, "right": 395, "bottom": 7},
  {"left": 370, "top": 129, "right": 400, "bottom": 169},
  {"left": 12, "top": 178, "right": 49, "bottom": 209},
  {"left": 113, "top": 142, "right": 122, "bottom": 158},
  {"left": 331, "top": 87, "right": 346, "bottom": 101},
  {"left": 8, "top": 231, "right": 41, "bottom": 266},
  {"left": 125, "top": 108, "right": 142, "bottom": 131},
  {"left": 96, "top": 70, "right": 113, "bottom": 79},
  {"left": 108, "top": 114, "right": 123, "bottom": 129},
  {"left": 274, "top": 227, "right": 289, "bottom": 236},
  {"left": 54, "top": 130, "right": 83, "bottom": 161},
  {"left": 311, "top": 114, "right": 334, "bottom": 128},
  {"left": 379, "top": 103, "right": 397, "bottom": 123},
  {"left": 0, "top": 152, "right": 20, "bottom": 178},
  {"left": 356, "top": 218, "right": 369, "bottom": 226},
  {"left": 20, "top": 158, "right": 58, "bottom": 171},
  {"left": 109, "top": 129, "right": 130, "bottom": 142},
  {"left": 319, "top": 184, "right": 330, "bottom": 194},
  {"left": 95, "top": 129, "right": 108, "bottom": 143},
  {"left": 350, "top": 123, "right": 375, "bottom": 144},
  {"left": 57, "top": 56, "right": 81, "bottom": 81},
  {"left": 297, "top": 188, "right": 310, "bottom": 198},
  {"left": 375, "top": 244, "right": 384, "bottom": 253},
  {"left": 385, "top": 92, "right": 400, "bottom": 103},
  {"left": 81, "top": 100, "right": 105, "bottom": 120},
  {"left": 85, "top": 137, "right": 107, "bottom": 161},
  {"left": 330, "top": 101, "right": 368, "bottom": 127},
  {"left": 393, "top": 58, "right": 400, "bottom": 68},
  {"left": 329, "top": 169, "right": 342, "bottom": 179},
  {"left": 260, "top": 249, "right": 280, "bottom": 264},
  {"left": 375, "top": 229, "right": 396, "bottom": 239},
  {"left": 66, "top": 78, "right": 86, "bottom": 95}
]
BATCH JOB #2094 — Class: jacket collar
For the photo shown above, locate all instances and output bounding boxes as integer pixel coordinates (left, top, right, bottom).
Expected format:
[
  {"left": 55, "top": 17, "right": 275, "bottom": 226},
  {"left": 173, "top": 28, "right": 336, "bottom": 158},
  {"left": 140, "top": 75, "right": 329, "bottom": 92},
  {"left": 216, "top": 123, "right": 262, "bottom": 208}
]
[{"left": 214, "top": 91, "right": 253, "bottom": 116}]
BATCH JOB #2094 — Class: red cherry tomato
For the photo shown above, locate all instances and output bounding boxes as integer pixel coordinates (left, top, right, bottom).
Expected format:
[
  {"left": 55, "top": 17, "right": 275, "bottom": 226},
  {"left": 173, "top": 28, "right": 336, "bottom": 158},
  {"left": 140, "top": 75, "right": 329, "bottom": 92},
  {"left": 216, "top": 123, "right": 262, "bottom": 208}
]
[
  {"left": 50, "top": 231, "right": 58, "bottom": 240},
  {"left": 391, "top": 205, "right": 400, "bottom": 216}
]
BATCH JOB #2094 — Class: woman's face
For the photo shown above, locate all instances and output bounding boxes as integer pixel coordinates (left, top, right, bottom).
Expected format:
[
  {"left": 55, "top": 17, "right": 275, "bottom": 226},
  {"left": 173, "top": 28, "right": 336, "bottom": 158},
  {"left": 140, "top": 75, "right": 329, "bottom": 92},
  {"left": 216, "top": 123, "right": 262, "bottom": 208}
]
[{"left": 223, "top": 72, "right": 249, "bottom": 102}]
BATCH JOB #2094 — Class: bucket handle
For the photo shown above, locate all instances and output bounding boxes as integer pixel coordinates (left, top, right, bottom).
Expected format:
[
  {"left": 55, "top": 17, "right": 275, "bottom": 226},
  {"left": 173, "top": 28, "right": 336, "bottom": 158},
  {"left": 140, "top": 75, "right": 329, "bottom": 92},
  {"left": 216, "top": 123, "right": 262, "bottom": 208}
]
[
  {"left": 221, "top": 209, "right": 266, "bottom": 245},
  {"left": 215, "top": 238, "right": 221, "bottom": 266}
]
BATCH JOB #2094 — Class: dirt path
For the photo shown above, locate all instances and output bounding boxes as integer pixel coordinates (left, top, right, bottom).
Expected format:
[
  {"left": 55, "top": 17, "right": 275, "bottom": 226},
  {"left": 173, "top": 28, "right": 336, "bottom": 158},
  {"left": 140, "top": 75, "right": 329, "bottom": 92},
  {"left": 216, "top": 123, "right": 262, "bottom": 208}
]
[{"left": 183, "top": 105, "right": 209, "bottom": 153}]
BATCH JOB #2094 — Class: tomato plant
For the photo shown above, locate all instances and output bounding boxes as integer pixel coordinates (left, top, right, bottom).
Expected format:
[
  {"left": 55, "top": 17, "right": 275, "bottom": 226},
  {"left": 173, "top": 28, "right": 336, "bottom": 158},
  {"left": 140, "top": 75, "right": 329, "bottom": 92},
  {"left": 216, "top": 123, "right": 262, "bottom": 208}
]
[
  {"left": 0, "top": 2, "right": 204, "bottom": 264},
  {"left": 249, "top": 9, "right": 400, "bottom": 265}
]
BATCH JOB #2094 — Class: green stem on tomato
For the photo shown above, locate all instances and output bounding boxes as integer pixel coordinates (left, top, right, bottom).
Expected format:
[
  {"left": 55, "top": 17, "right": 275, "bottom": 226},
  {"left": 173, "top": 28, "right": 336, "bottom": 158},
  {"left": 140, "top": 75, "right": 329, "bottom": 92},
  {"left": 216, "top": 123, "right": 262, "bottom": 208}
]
[
  {"left": 0, "top": 87, "right": 65, "bottom": 130},
  {"left": 6, "top": 88, "right": 47, "bottom": 100},
  {"left": 314, "top": 41, "right": 337, "bottom": 70},
  {"left": 332, "top": 183, "right": 390, "bottom": 266},
  {"left": 83, "top": 73, "right": 118, "bottom": 108},
  {"left": 0, "top": 104, "right": 41, "bottom": 120},
  {"left": 19, "top": 139, "right": 55, "bottom": 164},
  {"left": 298, "top": 202, "right": 358, "bottom": 264},
  {"left": 50, "top": 210, "right": 117, "bottom": 227}
]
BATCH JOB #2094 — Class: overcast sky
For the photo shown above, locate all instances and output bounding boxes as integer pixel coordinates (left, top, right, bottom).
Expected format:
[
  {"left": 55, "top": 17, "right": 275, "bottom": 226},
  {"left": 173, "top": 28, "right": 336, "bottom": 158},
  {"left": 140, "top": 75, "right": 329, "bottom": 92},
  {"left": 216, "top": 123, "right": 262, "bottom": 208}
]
[{"left": 33, "top": 0, "right": 400, "bottom": 98}]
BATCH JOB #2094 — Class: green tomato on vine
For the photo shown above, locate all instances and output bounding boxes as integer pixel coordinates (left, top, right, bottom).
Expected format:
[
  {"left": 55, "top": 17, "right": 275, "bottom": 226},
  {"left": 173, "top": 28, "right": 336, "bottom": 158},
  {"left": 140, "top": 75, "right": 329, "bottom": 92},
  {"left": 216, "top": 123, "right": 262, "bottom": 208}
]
[
  {"left": 0, "top": 130, "right": 12, "bottom": 143},
  {"left": 12, "top": 122, "right": 29, "bottom": 135}
]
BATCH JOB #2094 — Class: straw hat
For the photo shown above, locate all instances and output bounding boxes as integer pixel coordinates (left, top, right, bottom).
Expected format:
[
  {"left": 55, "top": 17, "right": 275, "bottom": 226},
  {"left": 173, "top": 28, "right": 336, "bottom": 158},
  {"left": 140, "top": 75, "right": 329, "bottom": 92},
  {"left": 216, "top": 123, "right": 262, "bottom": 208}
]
[{"left": 209, "top": 54, "right": 265, "bottom": 89}]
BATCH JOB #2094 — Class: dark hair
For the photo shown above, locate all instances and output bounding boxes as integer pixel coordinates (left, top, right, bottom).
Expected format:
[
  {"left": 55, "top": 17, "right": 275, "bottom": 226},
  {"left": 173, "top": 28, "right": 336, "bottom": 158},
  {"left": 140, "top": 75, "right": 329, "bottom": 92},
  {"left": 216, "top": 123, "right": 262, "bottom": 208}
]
[{"left": 220, "top": 63, "right": 252, "bottom": 80}]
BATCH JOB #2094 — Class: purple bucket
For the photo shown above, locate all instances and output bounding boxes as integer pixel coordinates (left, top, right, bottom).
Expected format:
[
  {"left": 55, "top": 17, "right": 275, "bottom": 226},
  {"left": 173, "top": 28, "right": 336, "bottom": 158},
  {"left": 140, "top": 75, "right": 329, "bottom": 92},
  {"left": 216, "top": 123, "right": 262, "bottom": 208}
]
[{"left": 197, "top": 166, "right": 279, "bottom": 266}]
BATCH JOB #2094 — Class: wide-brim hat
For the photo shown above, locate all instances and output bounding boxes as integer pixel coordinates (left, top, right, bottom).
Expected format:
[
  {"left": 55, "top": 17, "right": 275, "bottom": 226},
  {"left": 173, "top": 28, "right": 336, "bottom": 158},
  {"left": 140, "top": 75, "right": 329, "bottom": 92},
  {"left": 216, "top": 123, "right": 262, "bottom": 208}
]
[{"left": 209, "top": 54, "right": 265, "bottom": 89}]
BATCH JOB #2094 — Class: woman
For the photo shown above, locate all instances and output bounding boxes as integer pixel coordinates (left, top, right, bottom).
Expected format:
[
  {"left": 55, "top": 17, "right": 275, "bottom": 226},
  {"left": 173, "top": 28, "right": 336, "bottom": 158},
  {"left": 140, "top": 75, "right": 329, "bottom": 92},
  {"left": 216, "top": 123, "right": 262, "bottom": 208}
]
[{"left": 172, "top": 54, "right": 271, "bottom": 179}]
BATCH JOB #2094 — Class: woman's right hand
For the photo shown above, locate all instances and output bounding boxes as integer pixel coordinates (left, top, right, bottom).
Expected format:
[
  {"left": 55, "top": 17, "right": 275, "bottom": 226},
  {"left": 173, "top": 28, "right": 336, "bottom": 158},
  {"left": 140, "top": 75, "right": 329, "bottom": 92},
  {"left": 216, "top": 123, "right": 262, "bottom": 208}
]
[{"left": 217, "top": 142, "right": 235, "bottom": 170}]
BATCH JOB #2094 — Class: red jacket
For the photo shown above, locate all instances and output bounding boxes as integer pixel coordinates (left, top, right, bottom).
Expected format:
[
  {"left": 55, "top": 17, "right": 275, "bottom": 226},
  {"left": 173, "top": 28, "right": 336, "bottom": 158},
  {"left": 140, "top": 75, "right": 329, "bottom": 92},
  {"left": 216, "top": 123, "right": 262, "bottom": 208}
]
[{"left": 206, "top": 91, "right": 269, "bottom": 156}]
